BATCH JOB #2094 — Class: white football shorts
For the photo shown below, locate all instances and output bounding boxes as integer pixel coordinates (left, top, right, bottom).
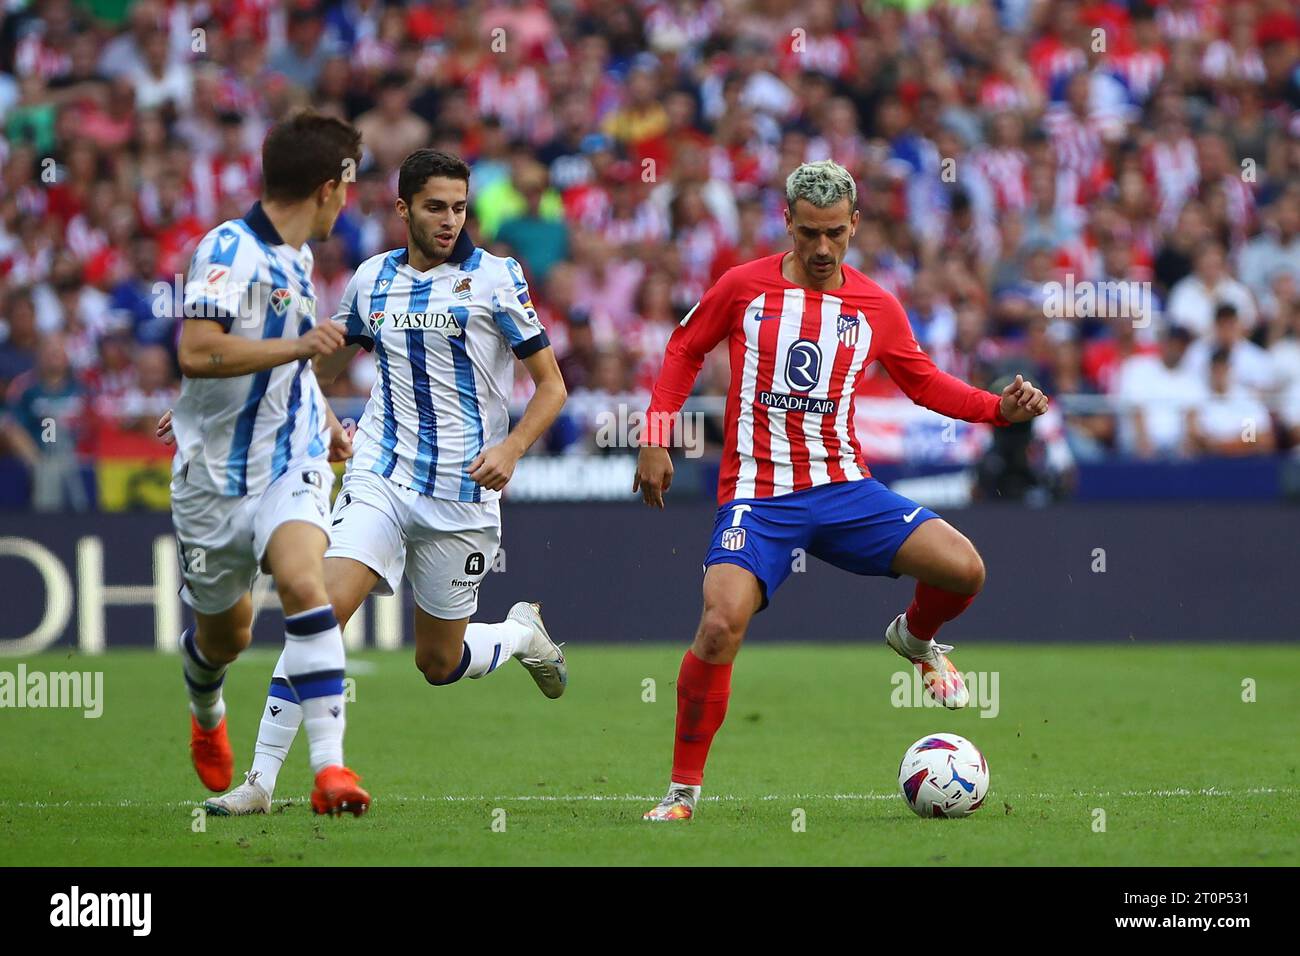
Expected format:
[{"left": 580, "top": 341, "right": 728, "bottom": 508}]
[
  {"left": 171, "top": 460, "right": 334, "bottom": 615},
  {"left": 325, "top": 468, "right": 500, "bottom": 620}
]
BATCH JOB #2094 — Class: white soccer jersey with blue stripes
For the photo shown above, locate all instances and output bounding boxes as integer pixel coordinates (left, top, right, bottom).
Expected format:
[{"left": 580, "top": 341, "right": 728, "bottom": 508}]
[
  {"left": 338, "top": 236, "right": 548, "bottom": 503},
  {"left": 171, "top": 202, "right": 331, "bottom": 497}
]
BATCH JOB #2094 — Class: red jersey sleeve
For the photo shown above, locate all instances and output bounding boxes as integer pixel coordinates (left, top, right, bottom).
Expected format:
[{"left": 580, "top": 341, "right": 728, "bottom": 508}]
[
  {"left": 874, "top": 293, "right": 1009, "bottom": 426},
  {"left": 643, "top": 269, "right": 738, "bottom": 446}
]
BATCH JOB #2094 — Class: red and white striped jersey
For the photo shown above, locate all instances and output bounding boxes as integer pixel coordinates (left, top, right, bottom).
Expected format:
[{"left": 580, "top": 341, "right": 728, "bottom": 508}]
[
  {"left": 645, "top": 254, "right": 1007, "bottom": 505},
  {"left": 1042, "top": 106, "right": 1103, "bottom": 180},
  {"left": 969, "top": 146, "right": 1030, "bottom": 212}
]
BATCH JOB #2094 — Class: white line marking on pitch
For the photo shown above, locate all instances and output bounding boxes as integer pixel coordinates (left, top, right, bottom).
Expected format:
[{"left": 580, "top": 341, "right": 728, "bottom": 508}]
[{"left": 1, "top": 787, "right": 1294, "bottom": 810}]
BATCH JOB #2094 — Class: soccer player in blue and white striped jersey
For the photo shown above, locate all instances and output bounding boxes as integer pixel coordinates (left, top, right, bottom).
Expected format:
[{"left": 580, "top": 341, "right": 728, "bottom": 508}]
[
  {"left": 199, "top": 150, "right": 569, "bottom": 815},
  {"left": 169, "top": 112, "right": 370, "bottom": 816}
]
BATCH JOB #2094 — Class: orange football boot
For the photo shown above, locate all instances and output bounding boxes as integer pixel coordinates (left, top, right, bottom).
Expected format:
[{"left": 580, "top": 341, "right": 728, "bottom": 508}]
[
  {"left": 190, "top": 715, "right": 234, "bottom": 792},
  {"left": 311, "top": 765, "right": 371, "bottom": 816}
]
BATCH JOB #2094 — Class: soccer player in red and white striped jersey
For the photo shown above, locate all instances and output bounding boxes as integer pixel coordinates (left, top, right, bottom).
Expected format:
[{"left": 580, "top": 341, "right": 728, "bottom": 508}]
[{"left": 634, "top": 161, "right": 1049, "bottom": 821}]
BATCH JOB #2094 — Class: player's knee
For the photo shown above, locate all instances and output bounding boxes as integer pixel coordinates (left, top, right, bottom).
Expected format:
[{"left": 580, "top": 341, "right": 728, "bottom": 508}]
[
  {"left": 954, "top": 547, "right": 985, "bottom": 595},
  {"left": 200, "top": 626, "right": 251, "bottom": 664},
  {"left": 415, "top": 651, "right": 460, "bottom": 685},
  {"left": 696, "top": 605, "right": 746, "bottom": 659},
  {"left": 274, "top": 574, "right": 328, "bottom": 616}
]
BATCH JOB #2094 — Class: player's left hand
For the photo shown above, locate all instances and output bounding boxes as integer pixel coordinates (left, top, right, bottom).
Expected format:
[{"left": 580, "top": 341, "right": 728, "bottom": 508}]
[
  {"left": 467, "top": 442, "right": 521, "bottom": 491},
  {"left": 328, "top": 417, "right": 354, "bottom": 462},
  {"left": 998, "top": 374, "right": 1049, "bottom": 423}
]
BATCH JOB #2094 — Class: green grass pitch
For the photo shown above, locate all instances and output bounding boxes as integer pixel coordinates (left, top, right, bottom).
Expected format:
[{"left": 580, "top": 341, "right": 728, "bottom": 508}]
[{"left": 2, "top": 643, "right": 1297, "bottom": 866}]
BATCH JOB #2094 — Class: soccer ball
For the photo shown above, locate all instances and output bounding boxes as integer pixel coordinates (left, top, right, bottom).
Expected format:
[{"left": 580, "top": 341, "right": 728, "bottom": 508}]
[{"left": 898, "top": 733, "right": 989, "bottom": 818}]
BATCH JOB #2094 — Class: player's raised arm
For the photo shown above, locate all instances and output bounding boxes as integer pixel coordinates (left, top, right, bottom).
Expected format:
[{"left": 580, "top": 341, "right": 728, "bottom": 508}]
[
  {"left": 874, "top": 293, "right": 1047, "bottom": 424},
  {"left": 635, "top": 270, "right": 736, "bottom": 508}
]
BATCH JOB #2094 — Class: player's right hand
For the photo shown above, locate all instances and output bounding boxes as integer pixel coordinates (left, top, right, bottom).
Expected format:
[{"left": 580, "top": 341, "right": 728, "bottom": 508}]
[
  {"left": 633, "top": 445, "right": 674, "bottom": 509},
  {"left": 156, "top": 408, "right": 174, "bottom": 446},
  {"left": 297, "top": 321, "right": 346, "bottom": 360}
]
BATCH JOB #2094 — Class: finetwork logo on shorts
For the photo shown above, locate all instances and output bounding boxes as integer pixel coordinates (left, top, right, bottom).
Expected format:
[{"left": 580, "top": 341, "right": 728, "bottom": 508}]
[
  {"left": 0, "top": 665, "right": 103, "bottom": 718},
  {"left": 50, "top": 886, "right": 151, "bottom": 936}
]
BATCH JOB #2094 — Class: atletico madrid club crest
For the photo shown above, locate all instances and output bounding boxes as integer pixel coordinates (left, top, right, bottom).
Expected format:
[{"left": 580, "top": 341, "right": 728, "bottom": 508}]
[
  {"left": 720, "top": 527, "right": 747, "bottom": 551},
  {"left": 269, "top": 288, "right": 292, "bottom": 316},
  {"left": 837, "top": 312, "right": 860, "bottom": 348}
]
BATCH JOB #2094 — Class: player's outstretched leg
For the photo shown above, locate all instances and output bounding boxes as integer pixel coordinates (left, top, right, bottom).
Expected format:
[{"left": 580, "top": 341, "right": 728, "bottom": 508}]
[
  {"left": 887, "top": 518, "right": 984, "bottom": 709},
  {"left": 265, "top": 523, "right": 369, "bottom": 817},
  {"left": 181, "top": 597, "right": 254, "bottom": 792},
  {"left": 413, "top": 603, "right": 566, "bottom": 698},
  {"left": 207, "top": 555, "right": 378, "bottom": 814},
  {"left": 203, "top": 652, "right": 298, "bottom": 816},
  {"left": 645, "top": 564, "right": 761, "bottom": 822}
]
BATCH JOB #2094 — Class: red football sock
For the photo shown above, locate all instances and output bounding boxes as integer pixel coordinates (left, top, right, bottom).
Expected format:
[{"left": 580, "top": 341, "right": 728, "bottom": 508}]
[
  {"left": 671, "top": 649, "right": 732, "bottom": 787},
  {"left": 905, "top": 582, "right": 977, "bottom": 641}
]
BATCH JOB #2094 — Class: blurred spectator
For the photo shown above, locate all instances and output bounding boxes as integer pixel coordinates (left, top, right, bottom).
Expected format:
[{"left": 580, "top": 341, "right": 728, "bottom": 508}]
[
  {"left": 905, "top": 269, "right": 957, "bottom": 351},
  {"left": 1052, "top": 334, "right": 1115, "bottom": 460},
  {"left": 475, "top": 140, "right": 565, "bottom": 240},
  {"left": 1266, "top": 296, "right": 1300, "bottom": 450},
  {"left": 129, "top": 27, "right": 191, "bottom": 113},
  {"left": 0, "top": 289, "right": 38, "bottom": 393},
  {"left": 268, "top": 8, "right": 336, "bottom": 92},
  {"left": 112, "top": 343, "right": 177, "bottom": 434},
  {"left": 1114, "top": 325, "right": 1203, "bottom": 459},
  {"left": 1188, "top": 348, "right": 1275, "bottom": 456},
  {"left": 2, "top": 333, "right": 89, "bottom": 511},
  {"left": 1182, "top": 304, "right": 1278, "bottom": 395},
  {"left": 355, "top": 72, "right": 432, "bottom": 172},
  {"left": 1166, "top": 240, "right": 1259, "bottom": 335},
  {"left": 1239, "top": 187, "right": 1300, "bottom": 303},
  {"left": 495, "top": 161, "right": 569, "bottom": 284}
]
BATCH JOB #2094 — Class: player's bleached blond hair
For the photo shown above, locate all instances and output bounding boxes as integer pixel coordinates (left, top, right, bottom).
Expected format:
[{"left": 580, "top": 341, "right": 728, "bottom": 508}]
[{"left": 785, "top": 160, "right": 857, "bottom": 210}]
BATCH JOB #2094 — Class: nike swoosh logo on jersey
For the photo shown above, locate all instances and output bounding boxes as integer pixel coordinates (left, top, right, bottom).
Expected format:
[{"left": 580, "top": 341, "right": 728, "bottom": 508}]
[
  {"left": 902, "top": 507, "right": 923, "bottom": 523},
  {"left": 755, "top": 313, "right": 781, "bottom": 322}
]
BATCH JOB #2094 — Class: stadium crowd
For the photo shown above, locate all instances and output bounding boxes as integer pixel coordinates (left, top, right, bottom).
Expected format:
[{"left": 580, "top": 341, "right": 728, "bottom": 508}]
[{"left": 1, "top": 0, "right": 1299, "bottom": 509}]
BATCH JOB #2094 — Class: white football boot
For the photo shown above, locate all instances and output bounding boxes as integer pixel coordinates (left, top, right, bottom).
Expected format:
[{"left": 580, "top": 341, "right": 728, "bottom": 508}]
[
  {"left": 509, "top": 602, "right": 567, "bottom": 699},
  {"left": 202, "top": 770, "right": 272, "bottom": 816},
  {"left": 643, "top": 784, "right": 701, "bottom": 822},
  {"left": 885, "top": 613, "right": 970, "bottom": 709}
]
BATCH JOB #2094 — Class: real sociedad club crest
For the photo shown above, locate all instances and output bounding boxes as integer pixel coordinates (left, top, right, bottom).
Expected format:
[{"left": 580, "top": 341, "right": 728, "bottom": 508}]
[
  {"left": 270, "top": 288, "right": 292, "bottom": 316},
  {"left": 453, "top": 276, "right": 472, "bottom": 300},
  {"left": 837, "top": 312, "right": 860, "bottom": 348}
]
